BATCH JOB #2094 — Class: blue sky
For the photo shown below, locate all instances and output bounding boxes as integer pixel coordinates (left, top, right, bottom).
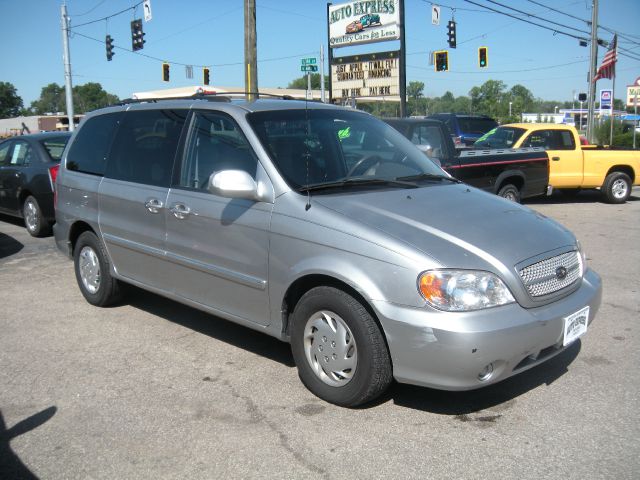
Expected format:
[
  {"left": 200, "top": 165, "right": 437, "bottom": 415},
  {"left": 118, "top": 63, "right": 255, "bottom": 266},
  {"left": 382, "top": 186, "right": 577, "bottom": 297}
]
[{"left": 1, "top": 0, "right": 639, "bottom": 107}]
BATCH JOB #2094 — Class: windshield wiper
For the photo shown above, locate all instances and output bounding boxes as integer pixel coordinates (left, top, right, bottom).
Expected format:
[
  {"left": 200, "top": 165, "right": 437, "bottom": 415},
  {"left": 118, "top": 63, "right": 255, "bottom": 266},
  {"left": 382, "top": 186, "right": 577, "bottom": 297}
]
[
  {"left": 298, "top": 177, "right": 419, "bottom": 193},
  {"left": 396, "top": 173, "right": 462, "bottom": 183}
]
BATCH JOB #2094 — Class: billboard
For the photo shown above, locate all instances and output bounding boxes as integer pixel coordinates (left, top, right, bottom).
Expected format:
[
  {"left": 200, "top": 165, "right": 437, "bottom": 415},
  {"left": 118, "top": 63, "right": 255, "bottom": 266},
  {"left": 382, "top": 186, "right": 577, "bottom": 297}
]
[
  {"left": 329, "top": 0, "right": 400, "bottom": 49},
  {"left": 331, "top": 51, "right": 400, "bottom": 101}
]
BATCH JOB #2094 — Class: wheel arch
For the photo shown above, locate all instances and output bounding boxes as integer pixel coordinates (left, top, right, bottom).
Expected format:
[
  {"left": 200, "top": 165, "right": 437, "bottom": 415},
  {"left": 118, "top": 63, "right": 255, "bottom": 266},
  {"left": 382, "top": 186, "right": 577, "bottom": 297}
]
[
  {"left": 280, "top": 274, "right": 392, "bottom": 363},
  {"left": 68, "top": 221, "right": 97, "bottom": 255},
  {"left": 494, "top": 171, "right": 525, "bottom": 194},
  {"left": 605, "top": 165, "right": 635, "bottom": 184}
]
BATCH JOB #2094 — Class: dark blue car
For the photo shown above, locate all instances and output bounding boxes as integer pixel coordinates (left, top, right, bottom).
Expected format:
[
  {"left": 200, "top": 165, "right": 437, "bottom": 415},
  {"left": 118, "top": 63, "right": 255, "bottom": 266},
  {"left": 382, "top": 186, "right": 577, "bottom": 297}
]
[{"left": 428, "top": 113, "right": 498, "bottom": 148}]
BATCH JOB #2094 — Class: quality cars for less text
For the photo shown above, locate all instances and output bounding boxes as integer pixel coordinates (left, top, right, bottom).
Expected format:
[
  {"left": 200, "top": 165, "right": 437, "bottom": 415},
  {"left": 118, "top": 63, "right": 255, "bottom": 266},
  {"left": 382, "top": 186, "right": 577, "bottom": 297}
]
[{"left": 54, "top": 98, "right": 601, "bottom": 407}]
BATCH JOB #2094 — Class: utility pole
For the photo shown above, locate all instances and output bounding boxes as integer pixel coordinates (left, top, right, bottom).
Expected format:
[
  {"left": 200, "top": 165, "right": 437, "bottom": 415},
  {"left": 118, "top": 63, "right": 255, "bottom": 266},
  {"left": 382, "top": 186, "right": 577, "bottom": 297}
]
[
  {"left": 399, "top": 0, "right": 407, "bottom": 117},
  {"left": 244, "top": 0, "right": 258, "bottom": 101},
  {"left": 320, "top": 44, "right": 325, "bottom": 103},
  {"left": 586, "top": 0, "right": 598, "bottom": 143},
  {"left": 61, "top": 4, "right": 75, "bottom": 131}
]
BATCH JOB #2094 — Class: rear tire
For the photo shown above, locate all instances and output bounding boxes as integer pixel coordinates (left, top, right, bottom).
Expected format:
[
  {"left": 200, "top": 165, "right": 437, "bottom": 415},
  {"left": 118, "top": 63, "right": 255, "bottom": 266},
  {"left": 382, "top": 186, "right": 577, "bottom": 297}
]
[
  {"left": 22, "top": 196, "right": 51, "bottom": 237},
  {"left": 290, "top": 286, "right": 392, "bottom": 407},
  {"left": 73, "top": 231, "right": 122, "bottom": 307},
  {"left": 497, "top": 184, "right": 521, "bottom": 203},
  {"left": 602, "top": 172, "right": 631, "bottom": 204}
]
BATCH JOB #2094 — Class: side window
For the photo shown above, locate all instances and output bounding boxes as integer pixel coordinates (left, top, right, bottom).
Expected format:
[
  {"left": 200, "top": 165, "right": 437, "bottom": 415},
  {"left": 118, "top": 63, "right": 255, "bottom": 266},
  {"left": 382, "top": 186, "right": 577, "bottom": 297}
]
[
  {"left": 522, "top": 130, "right": 553, "bottom": 149},
  {"left": 67, "top": 112, "right": 122, "bottom": 175},
  {"left": 556, "top": 130, "right": 576, "bottom": 150},
  {"left": 177, "top": 111, "right": 257, "bottom": 190},
  {"left": 106, "top": 109, "right": 187, "bottom": 187},
  {"left": 9, "top": 140, "right": 32, "bottom": 166},
  {"left": 0, "top": 141, "right": 12, "bottom": 166}
]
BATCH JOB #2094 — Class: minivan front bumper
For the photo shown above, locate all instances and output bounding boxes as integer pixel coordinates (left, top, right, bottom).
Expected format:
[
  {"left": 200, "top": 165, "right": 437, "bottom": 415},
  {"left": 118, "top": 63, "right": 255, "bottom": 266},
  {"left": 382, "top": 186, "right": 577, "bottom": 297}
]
[{"left": 372, "top": 269, "right": 602, "bottom": 390}]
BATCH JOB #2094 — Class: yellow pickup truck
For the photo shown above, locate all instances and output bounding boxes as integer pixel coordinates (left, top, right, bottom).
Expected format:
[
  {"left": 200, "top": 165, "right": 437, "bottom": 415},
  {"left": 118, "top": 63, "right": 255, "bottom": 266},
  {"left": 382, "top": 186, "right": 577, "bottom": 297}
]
[{"left": 474, "top": 123, "right": 640, "bottom": 203}]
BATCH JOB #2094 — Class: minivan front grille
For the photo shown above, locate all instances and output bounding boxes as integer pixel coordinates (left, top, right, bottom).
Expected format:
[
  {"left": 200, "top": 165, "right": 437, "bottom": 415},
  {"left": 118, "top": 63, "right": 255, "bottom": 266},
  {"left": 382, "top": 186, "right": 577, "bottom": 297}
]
[{"left": 519, "top": 251, "right": 582, "bottom": 297}]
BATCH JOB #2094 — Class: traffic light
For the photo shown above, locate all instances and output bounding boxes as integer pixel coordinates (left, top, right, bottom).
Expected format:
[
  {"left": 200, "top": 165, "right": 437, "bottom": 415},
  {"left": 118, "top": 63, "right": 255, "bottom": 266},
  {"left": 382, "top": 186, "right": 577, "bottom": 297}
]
[
  {"left": 478, "top": 46, "right": 488, "bottom": 68},
  {"left": 105, "top": 35, "right": 114, "bottom": 61},
  {"left": 162, "top": 63, "right": 170, "bottom": 82},
  {"left": 131, "top": 19, "right": 146, "bottom": 51},
  {"left": 434, "top": 50, "right": 449, "bottom": 72},
  {"left": 447, "top": 20, "right": 456, "bottom": 48},
  {"left": 203, "top": 67, "right": 210, "bottom": 86}
]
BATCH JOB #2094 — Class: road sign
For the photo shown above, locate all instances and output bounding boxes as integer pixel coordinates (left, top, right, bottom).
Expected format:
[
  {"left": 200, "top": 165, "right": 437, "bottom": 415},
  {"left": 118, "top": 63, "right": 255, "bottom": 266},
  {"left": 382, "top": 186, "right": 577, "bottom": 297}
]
[
  {"left": 432, "top": 5, "right": 440, "bottom": 25},
  {"left": 301, "top": 65, "right": 318, "bottom": 72},
  {"left": 301, "top": 58, "right": 317, "bottom": 65}
]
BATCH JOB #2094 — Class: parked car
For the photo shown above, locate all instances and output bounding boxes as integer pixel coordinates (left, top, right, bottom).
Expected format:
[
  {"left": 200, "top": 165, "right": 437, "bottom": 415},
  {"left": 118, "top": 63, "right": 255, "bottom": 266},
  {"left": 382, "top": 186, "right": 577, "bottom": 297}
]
[
  {"left": 428, "top": 113, "right": 498, "bottom": 147},
  {"left": 476, "top": 123, "right": 640, "bottom": 203},
  {"left": 0, "top": 132, "right": 71, "bottom": 236},
  {"left": 346, "top": 20, "right": 364, "bottom": 34},
  {"left": 54, "top": 98, "right": 601, "bottom": 407},
  {"left": 384, "top": 117, "right": 549, "bottom": 202},
  {"left": 359, "top": 14, "right": 381, "bottom": 27}
]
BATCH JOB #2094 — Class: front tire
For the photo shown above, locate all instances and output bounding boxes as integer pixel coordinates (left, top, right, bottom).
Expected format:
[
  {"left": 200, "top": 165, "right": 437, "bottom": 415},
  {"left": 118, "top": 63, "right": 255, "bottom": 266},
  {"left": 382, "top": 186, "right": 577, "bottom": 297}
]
[
  {"left": 73, "top": 231, "right": 122, "bottom": 307},
  {"left": 498, "top": 183, "right": 521, "bottom": 203},
  {"left": 602, "top": 172, "right": 631, "bottom": 204},
  {"left": 290, "top": 286, "right": 392, "bottom": 407},
  {"left": 23, "top": 196, "right": 50, "bottom": 237}
]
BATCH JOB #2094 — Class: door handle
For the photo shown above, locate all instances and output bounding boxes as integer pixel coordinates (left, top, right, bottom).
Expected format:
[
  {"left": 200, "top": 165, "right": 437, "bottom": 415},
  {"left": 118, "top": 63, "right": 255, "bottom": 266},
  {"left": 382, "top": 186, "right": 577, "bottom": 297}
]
[
  {"left": 552, "top": 156, "right": 560, "bottom": 161},
  {"left": 144, "top": 198, "right": 163, "bottom": 213},
  {"left": 170, "top": 203, "right": 191, "bottom": 219}
]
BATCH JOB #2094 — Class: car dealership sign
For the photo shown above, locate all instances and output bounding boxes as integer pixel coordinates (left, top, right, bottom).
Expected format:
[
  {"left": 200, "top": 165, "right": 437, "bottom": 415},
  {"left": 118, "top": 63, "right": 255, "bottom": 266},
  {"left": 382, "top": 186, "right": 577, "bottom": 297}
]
[
  {"left": 329, "top": 0, "right": 400, "bottom": 48},
  {"left": 331, "top": 51, "right": 400, "bottom": 101},
  {"left": 626, "top": 77, "right": 640, "bottom": 107}
]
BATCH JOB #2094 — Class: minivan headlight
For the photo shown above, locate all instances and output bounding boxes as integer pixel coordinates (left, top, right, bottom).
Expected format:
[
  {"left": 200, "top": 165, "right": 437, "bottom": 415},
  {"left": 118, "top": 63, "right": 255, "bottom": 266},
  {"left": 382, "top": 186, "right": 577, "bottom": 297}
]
[{"left": 418, "top": 270, "right": 515, "bottom": 311}]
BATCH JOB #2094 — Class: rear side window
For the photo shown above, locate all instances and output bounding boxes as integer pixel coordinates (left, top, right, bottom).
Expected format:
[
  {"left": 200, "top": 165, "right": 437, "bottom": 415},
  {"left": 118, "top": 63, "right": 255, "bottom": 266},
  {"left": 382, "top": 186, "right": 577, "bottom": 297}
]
[
  {"left": 40, "top": 136, "right": 70, "bottom": 162},
  {"left": 458, "top": 118, "right": 498, "bottom": 135},
  {"left": 67, "top": 113, "right": 122, "bottom": 175},
  {"left": 0, "top": 141, "right": 12, "bottom": 165},
  {"left": 105, "top": 109, "right": 187, "bottom": 187}
]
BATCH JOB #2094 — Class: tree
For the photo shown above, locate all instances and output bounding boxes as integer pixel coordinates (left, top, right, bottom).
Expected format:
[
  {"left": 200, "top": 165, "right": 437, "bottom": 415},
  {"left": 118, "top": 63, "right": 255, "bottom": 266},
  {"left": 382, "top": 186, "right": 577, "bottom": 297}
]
[
  {"left": 287, "top": 73, "right": 329, "bottom": 90},
  {"left": 407, "top": 81, "right": 424, "bottom": 115},
  {"left": 0, "top": 82, "right": 24, "bottom": 118},
  {"left": 30, "top": 82, "right": 119, "bottom": 115},
  {"left": 30, "top": 83, "right": 66, "bottom": 115},
  {"left": 72, "top": 83, "right": 119, "bottom": 113}
]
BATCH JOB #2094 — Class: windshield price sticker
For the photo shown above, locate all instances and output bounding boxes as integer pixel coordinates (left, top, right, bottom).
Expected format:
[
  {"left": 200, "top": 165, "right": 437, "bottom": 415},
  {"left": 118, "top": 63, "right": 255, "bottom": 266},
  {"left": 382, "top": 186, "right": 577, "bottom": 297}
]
[{"left": 563, "top": 306, "right": 589, "bottom": 346}]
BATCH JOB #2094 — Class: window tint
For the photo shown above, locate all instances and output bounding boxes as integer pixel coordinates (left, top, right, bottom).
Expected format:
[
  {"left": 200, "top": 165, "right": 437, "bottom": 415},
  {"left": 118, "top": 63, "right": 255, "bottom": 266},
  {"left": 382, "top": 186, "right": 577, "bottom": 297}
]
[
  {"left": 67, "top": 113, "right": 122, "bottom": 175},
  {"left": 0, "top": 141, "right": 11, "bottom": 165},
  {"left": 40, "top": 136, "right": 70, "bottom": 162},
  {"left": 9, "top": 140, "right": 32, "bottom": 166},
  {"left": 106, "top": 109, "right": 187, "bottom": 187},
  {"left": 177, "top": 112, "right": 257, "bottom": 190}
]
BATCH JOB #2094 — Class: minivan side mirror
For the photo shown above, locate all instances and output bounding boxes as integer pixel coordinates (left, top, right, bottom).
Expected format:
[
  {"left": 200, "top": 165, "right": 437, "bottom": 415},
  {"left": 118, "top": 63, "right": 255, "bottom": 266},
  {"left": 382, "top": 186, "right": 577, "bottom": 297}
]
[{"left": 208, "top": 170, "right": 267, "bottom": 202}]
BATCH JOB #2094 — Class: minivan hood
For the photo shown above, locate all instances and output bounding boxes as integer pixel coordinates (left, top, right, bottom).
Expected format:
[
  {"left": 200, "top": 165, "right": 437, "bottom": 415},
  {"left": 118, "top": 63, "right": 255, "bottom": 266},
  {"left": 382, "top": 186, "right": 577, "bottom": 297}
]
[{"left": 313, "top": 183, "right": 575, "bottom": 273}]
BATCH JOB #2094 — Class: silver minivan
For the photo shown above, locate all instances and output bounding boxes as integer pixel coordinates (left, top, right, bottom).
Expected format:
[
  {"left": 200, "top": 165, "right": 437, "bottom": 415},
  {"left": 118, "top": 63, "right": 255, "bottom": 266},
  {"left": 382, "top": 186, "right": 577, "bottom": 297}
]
[{"left": 54, "top": 98, "right": 602, "bottom": 407}]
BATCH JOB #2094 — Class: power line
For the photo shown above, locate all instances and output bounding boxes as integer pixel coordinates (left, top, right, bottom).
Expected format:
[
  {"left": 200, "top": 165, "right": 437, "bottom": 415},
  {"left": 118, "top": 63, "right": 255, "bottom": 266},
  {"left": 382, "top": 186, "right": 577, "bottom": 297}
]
[
  {"left": 407, "top": 58, "right": 588, "bottom": 74},
  {"left": 463, "top": 0, "right": 590, "bottom": 42},
  {"left": 463, "top": 0, "right": 589, "bottom": 42},
  {"left": 71, "top": 0, "right": 110, "bottom": 18},
  {"left": 71, "top": 30, "right": 316, "bottom": 69},
  {"left": 71, "top": 2, "right": 144, "bottom": 29},
  {"left": 483, "top": 0, "right": 591, "bottom": 36}
]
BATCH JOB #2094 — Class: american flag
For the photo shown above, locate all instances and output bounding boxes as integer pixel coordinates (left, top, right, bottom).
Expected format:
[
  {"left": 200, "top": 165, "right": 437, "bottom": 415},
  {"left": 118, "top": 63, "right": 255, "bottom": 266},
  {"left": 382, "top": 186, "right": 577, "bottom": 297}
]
[{"left": 593, "top": 34, "right": 617, "bottom": 82}]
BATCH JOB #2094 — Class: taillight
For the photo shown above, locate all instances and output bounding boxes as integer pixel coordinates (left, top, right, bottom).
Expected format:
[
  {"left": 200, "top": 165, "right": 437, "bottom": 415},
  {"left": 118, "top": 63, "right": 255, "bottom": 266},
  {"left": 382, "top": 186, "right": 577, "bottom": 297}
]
[{"left": 49, "top": 164, "right": 60, "bottom": 208}]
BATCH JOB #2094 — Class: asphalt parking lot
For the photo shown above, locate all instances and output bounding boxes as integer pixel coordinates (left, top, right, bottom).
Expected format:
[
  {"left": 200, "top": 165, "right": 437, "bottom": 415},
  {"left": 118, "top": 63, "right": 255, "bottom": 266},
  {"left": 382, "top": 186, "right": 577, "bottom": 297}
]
[{"left": 1, "top": 188, "right": 639, "bottom": 480}]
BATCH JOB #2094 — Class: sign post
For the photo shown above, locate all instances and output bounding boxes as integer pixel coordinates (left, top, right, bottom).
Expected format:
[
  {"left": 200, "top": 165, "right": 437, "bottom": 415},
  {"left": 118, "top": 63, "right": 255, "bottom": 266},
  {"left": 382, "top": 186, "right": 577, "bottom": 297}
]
[{"left": 301, "top": 58, "right": 318, "bottom": 100}]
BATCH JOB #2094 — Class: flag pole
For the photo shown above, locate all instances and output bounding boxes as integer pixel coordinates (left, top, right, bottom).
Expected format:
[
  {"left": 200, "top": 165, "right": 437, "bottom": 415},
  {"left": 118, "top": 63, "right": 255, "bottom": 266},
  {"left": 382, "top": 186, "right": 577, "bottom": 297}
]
[{"left": 609, "top": 71, "right": 615, "bottom": 146}]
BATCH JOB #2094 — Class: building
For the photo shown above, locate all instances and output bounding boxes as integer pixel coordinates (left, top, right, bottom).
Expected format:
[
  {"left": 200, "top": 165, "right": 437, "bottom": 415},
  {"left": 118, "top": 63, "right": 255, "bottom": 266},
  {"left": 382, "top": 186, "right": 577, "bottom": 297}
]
[{"left": 0, "top": 114, "right": 82, "bottom": 138}]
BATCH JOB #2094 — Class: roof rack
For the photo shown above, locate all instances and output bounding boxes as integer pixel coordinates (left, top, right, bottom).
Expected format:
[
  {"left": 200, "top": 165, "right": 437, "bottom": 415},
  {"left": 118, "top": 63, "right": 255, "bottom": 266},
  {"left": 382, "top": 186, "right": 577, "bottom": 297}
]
[{"left": 115, "top": 91, "right": 298, "bottom": 106}]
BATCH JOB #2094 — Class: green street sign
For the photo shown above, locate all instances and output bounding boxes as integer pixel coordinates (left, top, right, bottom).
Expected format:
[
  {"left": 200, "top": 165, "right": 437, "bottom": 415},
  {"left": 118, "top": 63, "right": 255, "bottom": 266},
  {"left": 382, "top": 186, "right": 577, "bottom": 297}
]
[
  {"left": 301, "top": 65, "right": 318, "bottom": 72},
  {"left": 301, "top": 58, "right": 317, "bottom": 65}
]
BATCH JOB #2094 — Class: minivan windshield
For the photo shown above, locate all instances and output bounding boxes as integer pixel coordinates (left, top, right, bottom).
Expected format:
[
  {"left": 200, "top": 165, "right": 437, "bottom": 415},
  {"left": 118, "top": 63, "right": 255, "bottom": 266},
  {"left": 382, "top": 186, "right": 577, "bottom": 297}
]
[
  {"left": 247, "top": 109, "right": 446, "bottom": 191},
  {"left": 473, "top": 126, "right": 527, "bottom": 149}
]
